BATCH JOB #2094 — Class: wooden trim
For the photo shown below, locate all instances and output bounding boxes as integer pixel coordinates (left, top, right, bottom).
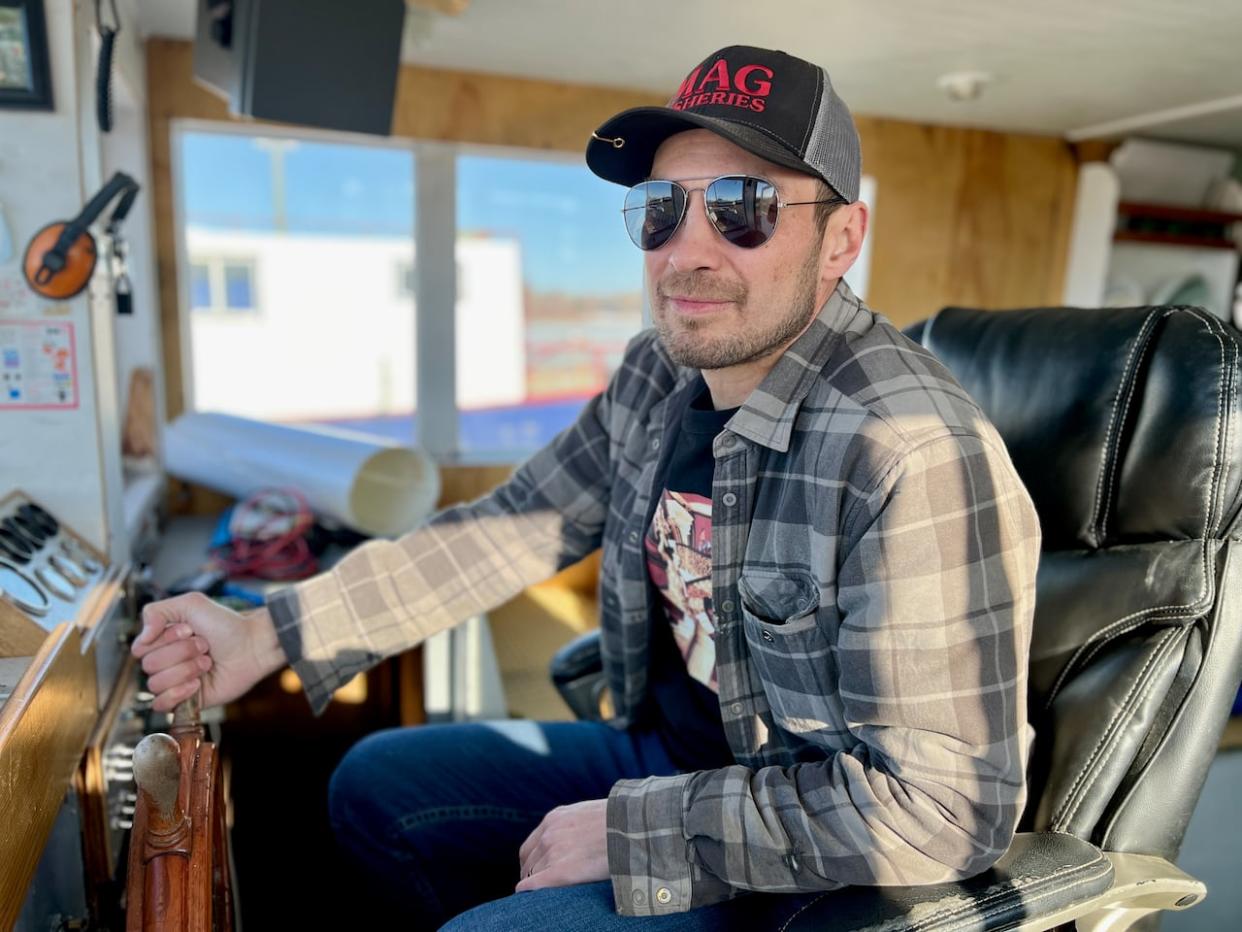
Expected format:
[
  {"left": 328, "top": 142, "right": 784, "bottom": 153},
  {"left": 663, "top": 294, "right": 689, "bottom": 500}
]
[
  {"left": 0, "top": 623, "right": 98, "bottom": 929},
  {"left": 1072, "top": 140, "right": 1123, "bottom": 165},
  {"left": 406, "top": 0, "right": 469, "bottom": 13}
]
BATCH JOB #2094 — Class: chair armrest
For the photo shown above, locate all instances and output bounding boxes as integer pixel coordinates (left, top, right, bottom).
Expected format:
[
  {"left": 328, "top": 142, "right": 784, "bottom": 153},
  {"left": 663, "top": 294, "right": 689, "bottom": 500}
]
[
  {"left": 549, "top": 630, "right": 606, "bottom": 721},
  {"left": 1071, "top": 851, "right": 1204, "bottom": 932},
  {"left": 785, "top": 832, "right": 1114, "bottom": 931},
  {"left": 783, "top": 832, "right": 1207, "bottom": 931}
]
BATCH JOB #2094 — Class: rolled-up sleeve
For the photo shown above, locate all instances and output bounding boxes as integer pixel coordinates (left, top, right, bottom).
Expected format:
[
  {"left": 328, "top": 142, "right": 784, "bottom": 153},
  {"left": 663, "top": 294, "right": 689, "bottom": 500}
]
[
  {"left": 266, "top": 385, "right": 617, "bottom": 714},
  {"left": 607, "top": 431, "right": 1040, "bottom": 914}
]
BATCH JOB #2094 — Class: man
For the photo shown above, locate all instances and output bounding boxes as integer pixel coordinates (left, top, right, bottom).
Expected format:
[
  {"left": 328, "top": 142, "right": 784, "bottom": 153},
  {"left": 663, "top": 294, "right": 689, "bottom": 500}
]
[{"left": 134, "top": 45, "right": 1040, "bottom": 930}]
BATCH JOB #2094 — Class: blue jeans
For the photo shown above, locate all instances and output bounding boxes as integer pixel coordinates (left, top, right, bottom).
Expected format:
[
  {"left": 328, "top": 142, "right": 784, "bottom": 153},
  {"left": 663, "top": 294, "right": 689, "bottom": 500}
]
[{"left": 328, "top": 720, "right": 823, "bottom": 930}]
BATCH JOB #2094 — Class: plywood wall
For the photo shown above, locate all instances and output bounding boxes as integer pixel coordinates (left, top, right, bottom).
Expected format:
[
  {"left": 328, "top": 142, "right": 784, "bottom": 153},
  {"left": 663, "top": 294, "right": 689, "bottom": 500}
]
[
  {"left": 856, "top": 117, "right": 1078, "bottom": 326},
  {"left": 146, "top": 38, "right": 1077, "bottom": 422}
]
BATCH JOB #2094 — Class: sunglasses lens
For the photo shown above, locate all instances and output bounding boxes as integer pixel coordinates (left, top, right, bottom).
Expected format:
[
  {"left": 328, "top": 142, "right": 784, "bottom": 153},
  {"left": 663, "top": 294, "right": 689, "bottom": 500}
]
[
  {"left": 706, "top": 176, "right": 779, "bottom": 248},
  {"left": 624, "top": 181, "right": 685, "bottom": 250}
]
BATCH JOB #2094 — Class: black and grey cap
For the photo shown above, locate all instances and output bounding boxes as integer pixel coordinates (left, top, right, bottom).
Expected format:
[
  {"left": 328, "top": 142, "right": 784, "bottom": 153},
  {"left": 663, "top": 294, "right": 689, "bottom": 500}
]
[{"left": 586, "top": 45, "right": 862, "bottom": 202}]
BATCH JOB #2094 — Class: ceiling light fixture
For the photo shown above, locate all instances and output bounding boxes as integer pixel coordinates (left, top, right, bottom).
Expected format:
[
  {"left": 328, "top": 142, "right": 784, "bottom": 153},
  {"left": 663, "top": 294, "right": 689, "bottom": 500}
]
[{"left": 936, "top": 71, "right": 994, "bottom": 103}]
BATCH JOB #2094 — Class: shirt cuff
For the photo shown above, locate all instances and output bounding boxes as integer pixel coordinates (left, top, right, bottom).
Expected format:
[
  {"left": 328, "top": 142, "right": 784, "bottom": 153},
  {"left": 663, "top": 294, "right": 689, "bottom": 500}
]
[
  {"left": 607, "top": 773, "right": 695, "bottom": 916},
  {"left": 264, "top": 585, "right": 339, "bottom": 716}
]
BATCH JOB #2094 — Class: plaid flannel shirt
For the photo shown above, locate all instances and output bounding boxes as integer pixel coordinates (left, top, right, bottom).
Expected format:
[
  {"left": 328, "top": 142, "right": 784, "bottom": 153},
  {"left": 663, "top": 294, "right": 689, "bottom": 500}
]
[{"left": 266, "top": 280, "right": 1040, "bottom": 917}]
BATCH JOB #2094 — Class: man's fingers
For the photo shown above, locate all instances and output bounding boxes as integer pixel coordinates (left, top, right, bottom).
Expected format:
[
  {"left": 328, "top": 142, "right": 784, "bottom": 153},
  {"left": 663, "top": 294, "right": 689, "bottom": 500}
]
[
  {"left": 150, "top": 677, "right": 202, "bottom": 713},
  {"left": 517, "top": 819, "right": 545, "bottom": 867},
  {"left": 147, "top": 654, "right": 212, "bottom": 697},
  {"left": 133, "top": 611, "right": 195, "bottom": 658},
  {"left": 134, "top": 599, "right": 184, "bottom": 647},
  {"left": 133, "top": 592, "right": 211, "bottom": 652},
  {"left": 139, "top": 636, "right": 207, "bottom": 677},
  {"left": 525, "top": 846, "right": 553, "bottom": 881},
  {"left": 515, "top": 861, "right": 564, "bottom": 893}
]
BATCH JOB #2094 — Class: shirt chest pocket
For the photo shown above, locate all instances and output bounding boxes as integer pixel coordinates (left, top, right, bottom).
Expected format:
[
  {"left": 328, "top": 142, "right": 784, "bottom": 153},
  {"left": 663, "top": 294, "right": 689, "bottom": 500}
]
[
  {"left": 738, "top": 572, "right": 846, "bottom": 745},
  {"left": 737, "top": 572, "right": 820, "bottom": 632}
]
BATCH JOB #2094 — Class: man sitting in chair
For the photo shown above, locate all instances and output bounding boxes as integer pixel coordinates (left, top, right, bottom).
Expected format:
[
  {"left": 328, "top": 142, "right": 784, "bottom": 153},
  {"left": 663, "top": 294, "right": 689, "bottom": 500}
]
[{"left": 133, "top": 45, "right": 1040, "bottom": 931}]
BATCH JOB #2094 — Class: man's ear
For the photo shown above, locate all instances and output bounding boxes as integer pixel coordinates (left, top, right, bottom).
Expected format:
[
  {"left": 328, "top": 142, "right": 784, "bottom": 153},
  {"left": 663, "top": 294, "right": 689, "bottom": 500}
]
[{"left": 819, "top": 201, "right": 869, "bottom": 284}]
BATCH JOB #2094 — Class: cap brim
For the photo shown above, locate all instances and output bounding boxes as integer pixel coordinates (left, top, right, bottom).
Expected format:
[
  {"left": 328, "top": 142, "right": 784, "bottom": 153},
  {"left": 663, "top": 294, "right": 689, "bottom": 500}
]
[{"left": 585, "top": 107, "right": 817, "bottom": 187}]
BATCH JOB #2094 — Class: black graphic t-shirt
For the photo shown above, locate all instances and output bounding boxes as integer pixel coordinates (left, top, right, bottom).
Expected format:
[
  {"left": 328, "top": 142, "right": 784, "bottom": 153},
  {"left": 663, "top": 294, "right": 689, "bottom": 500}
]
[{"left": 645, "top": 379, "right": 737, "bottom": 770}]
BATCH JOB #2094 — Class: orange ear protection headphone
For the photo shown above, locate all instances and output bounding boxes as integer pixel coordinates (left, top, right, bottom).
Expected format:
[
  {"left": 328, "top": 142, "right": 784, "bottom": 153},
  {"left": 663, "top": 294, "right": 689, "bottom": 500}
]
[{"left": 23, "top": 171, "right": 140, "bottom": 300}]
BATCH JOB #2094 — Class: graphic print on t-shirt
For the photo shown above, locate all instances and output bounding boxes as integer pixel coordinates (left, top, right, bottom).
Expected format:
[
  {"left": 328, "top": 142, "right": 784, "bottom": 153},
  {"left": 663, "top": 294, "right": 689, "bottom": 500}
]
[{"left": 646, "top": 490, "right": 718, "bottom": 692}]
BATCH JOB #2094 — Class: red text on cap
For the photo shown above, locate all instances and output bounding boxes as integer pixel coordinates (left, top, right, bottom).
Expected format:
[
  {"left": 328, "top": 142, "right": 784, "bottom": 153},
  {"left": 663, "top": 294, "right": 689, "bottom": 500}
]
[{"left": 671, "top": 60, "right": 774, "bottom": 113}]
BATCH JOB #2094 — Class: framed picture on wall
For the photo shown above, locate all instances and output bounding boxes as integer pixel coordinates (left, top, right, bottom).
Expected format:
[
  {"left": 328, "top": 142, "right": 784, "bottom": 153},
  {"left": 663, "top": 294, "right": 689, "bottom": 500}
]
[{"left": 0, "top": 0, "right": 53, "bottom": 110}]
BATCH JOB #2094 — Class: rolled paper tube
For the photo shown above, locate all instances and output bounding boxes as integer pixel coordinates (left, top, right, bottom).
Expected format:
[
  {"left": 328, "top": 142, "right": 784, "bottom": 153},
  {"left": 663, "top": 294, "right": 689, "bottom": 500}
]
[{"left": 163, "top": 412, "right": 440, "bottom": 537}]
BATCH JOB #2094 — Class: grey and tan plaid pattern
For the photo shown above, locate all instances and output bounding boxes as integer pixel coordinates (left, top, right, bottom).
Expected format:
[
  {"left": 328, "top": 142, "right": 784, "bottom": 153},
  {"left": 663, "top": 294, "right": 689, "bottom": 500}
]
[{"left": 266, "top": 280, "right": 1040, "bottom": 916}]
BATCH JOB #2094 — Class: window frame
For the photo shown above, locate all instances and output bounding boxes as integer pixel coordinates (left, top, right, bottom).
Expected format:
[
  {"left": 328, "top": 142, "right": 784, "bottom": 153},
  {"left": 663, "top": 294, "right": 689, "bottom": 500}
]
[
  {"left": 170, "top": 120, "right": 640, "bottom": 465},
  {"left": 188, "top": 256, "right": 259, "bottom": 314}
]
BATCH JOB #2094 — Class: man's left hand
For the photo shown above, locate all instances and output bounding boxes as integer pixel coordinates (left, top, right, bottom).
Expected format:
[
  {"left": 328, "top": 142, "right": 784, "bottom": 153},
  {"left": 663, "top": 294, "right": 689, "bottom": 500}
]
[{"left": 516, "top": 798, "right": 609, "bottom": 892}]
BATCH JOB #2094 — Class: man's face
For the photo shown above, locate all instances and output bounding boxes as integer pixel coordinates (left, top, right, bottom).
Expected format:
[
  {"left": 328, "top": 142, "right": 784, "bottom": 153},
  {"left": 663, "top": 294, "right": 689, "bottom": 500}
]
[{"left": 644, "top": 129, "right": 830, "bottom": 371}]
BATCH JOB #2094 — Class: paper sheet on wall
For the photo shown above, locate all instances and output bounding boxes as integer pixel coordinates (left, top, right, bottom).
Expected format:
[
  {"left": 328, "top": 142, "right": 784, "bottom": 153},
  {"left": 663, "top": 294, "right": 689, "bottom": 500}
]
[{"left": 0, "top": 319, "right": 79, "bottom": 409}]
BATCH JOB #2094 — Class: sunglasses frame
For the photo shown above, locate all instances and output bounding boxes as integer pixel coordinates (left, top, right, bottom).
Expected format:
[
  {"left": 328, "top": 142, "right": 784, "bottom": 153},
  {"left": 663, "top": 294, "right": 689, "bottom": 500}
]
[{"left": 621, "top": 174, "right": 846, "bottom": 251}]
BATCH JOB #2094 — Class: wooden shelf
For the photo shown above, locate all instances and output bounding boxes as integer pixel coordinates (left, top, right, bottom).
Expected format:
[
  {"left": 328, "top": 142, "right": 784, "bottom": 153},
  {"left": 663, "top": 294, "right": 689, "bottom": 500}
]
[
  {"left": 1113, "top": 229, "right": 1237, "bottom": 250},
  {"left": 1118, "top": 201, "right": 1242, "bottom": 225},
  {"left": 1114, "top": 200, "right": 1242, "bottom": 251}
]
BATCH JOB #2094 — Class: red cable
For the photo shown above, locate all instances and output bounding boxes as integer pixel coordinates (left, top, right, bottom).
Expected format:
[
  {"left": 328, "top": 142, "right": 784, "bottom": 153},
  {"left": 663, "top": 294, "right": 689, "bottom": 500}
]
[{"left": 209, "top": 487, "right": 319, "bottom": 580}]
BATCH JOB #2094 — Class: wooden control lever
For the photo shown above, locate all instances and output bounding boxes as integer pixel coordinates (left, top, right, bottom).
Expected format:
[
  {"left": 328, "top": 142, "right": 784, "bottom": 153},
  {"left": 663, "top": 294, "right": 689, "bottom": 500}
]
[{"left": 126, "top": 692, "right": 233, "bottom": 931}]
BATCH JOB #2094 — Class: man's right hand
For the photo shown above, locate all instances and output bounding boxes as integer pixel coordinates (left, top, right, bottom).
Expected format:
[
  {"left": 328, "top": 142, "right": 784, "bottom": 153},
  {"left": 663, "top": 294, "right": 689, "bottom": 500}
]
[{"left": 131, "top": 592, "right": 288, "bottom": 712}]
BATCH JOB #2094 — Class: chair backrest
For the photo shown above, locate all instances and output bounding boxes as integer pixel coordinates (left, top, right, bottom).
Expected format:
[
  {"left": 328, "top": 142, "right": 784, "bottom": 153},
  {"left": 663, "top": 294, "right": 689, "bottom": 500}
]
[{"left": 907, "top": 304, "right": 1242, "bottom": 861}]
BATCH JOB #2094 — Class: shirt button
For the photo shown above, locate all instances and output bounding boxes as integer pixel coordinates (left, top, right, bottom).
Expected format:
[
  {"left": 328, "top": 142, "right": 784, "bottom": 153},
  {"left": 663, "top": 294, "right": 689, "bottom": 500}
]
[
  {"left": 628, "top": 531, "right": 639, "bottom": 543},
  {"left": 730, "top": 702, "right": 744, "bottom": 716},
  {"left": 655, "top": 887, "right": 673, "bottom": 905},
  {"left": 651, "top": 438, "right": 661, "bottom": 451},
  {"left": 721, "top": 435, "right": 735, "bottom": 449},
  {"left": 721, "top": 492, "right": 738, "bottom": 507},
  {"left": 632, "top": 890, "right": 646, "bottom": 906},
  {"left": 720, "top": 599, "right": 735, "bottom": 614},
  {"left": 761, "top": 629, "right": 774, "bottom": 642}
]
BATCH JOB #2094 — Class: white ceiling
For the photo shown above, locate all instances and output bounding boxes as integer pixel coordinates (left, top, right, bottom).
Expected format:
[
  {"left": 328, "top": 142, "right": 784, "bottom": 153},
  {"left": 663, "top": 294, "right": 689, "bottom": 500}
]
[{"left": 135, "top": 0, "right": 1242, "bottom": 150}]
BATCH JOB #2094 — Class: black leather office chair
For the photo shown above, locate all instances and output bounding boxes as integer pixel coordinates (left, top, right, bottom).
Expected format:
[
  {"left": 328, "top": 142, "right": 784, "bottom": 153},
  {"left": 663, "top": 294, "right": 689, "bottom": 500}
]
[{"left": 551, "top": 304, "right": 1242, "bottom": 930}]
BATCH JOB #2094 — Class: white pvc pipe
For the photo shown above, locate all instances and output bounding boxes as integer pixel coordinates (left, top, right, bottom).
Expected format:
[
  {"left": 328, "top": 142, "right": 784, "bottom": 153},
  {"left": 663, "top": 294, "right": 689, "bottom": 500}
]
[
  {"left": 1062, "top": 163, "right": 1121, "bottom": 308},
  {"left": 164, "top": 412, "right": 440, "bottom": 538}
]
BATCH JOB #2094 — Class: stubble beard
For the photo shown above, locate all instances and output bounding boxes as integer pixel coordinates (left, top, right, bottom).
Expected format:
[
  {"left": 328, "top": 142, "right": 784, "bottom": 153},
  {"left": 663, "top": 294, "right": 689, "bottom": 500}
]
[{"left": 652, "top": 246, "right": 822, "bottom": 371}]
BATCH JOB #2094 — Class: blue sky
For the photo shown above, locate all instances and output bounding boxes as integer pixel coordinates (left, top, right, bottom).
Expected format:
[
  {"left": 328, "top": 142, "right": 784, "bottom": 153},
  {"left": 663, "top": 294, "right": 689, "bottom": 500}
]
[{"left": 179, "top": 131, "right": 641, "bottom": 294}]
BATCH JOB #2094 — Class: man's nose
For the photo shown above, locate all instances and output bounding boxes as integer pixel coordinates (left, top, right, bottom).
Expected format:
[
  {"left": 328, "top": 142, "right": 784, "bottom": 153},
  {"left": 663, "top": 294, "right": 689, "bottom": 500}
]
[{"left": 664, "top": 190, "right": 723, "bottom": 273}]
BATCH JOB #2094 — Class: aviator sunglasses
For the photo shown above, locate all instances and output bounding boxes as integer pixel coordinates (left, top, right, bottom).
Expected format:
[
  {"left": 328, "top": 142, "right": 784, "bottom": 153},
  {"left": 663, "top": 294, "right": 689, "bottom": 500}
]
[{"left": 622, "top": 174, "right": 845, "bottom": 251}]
